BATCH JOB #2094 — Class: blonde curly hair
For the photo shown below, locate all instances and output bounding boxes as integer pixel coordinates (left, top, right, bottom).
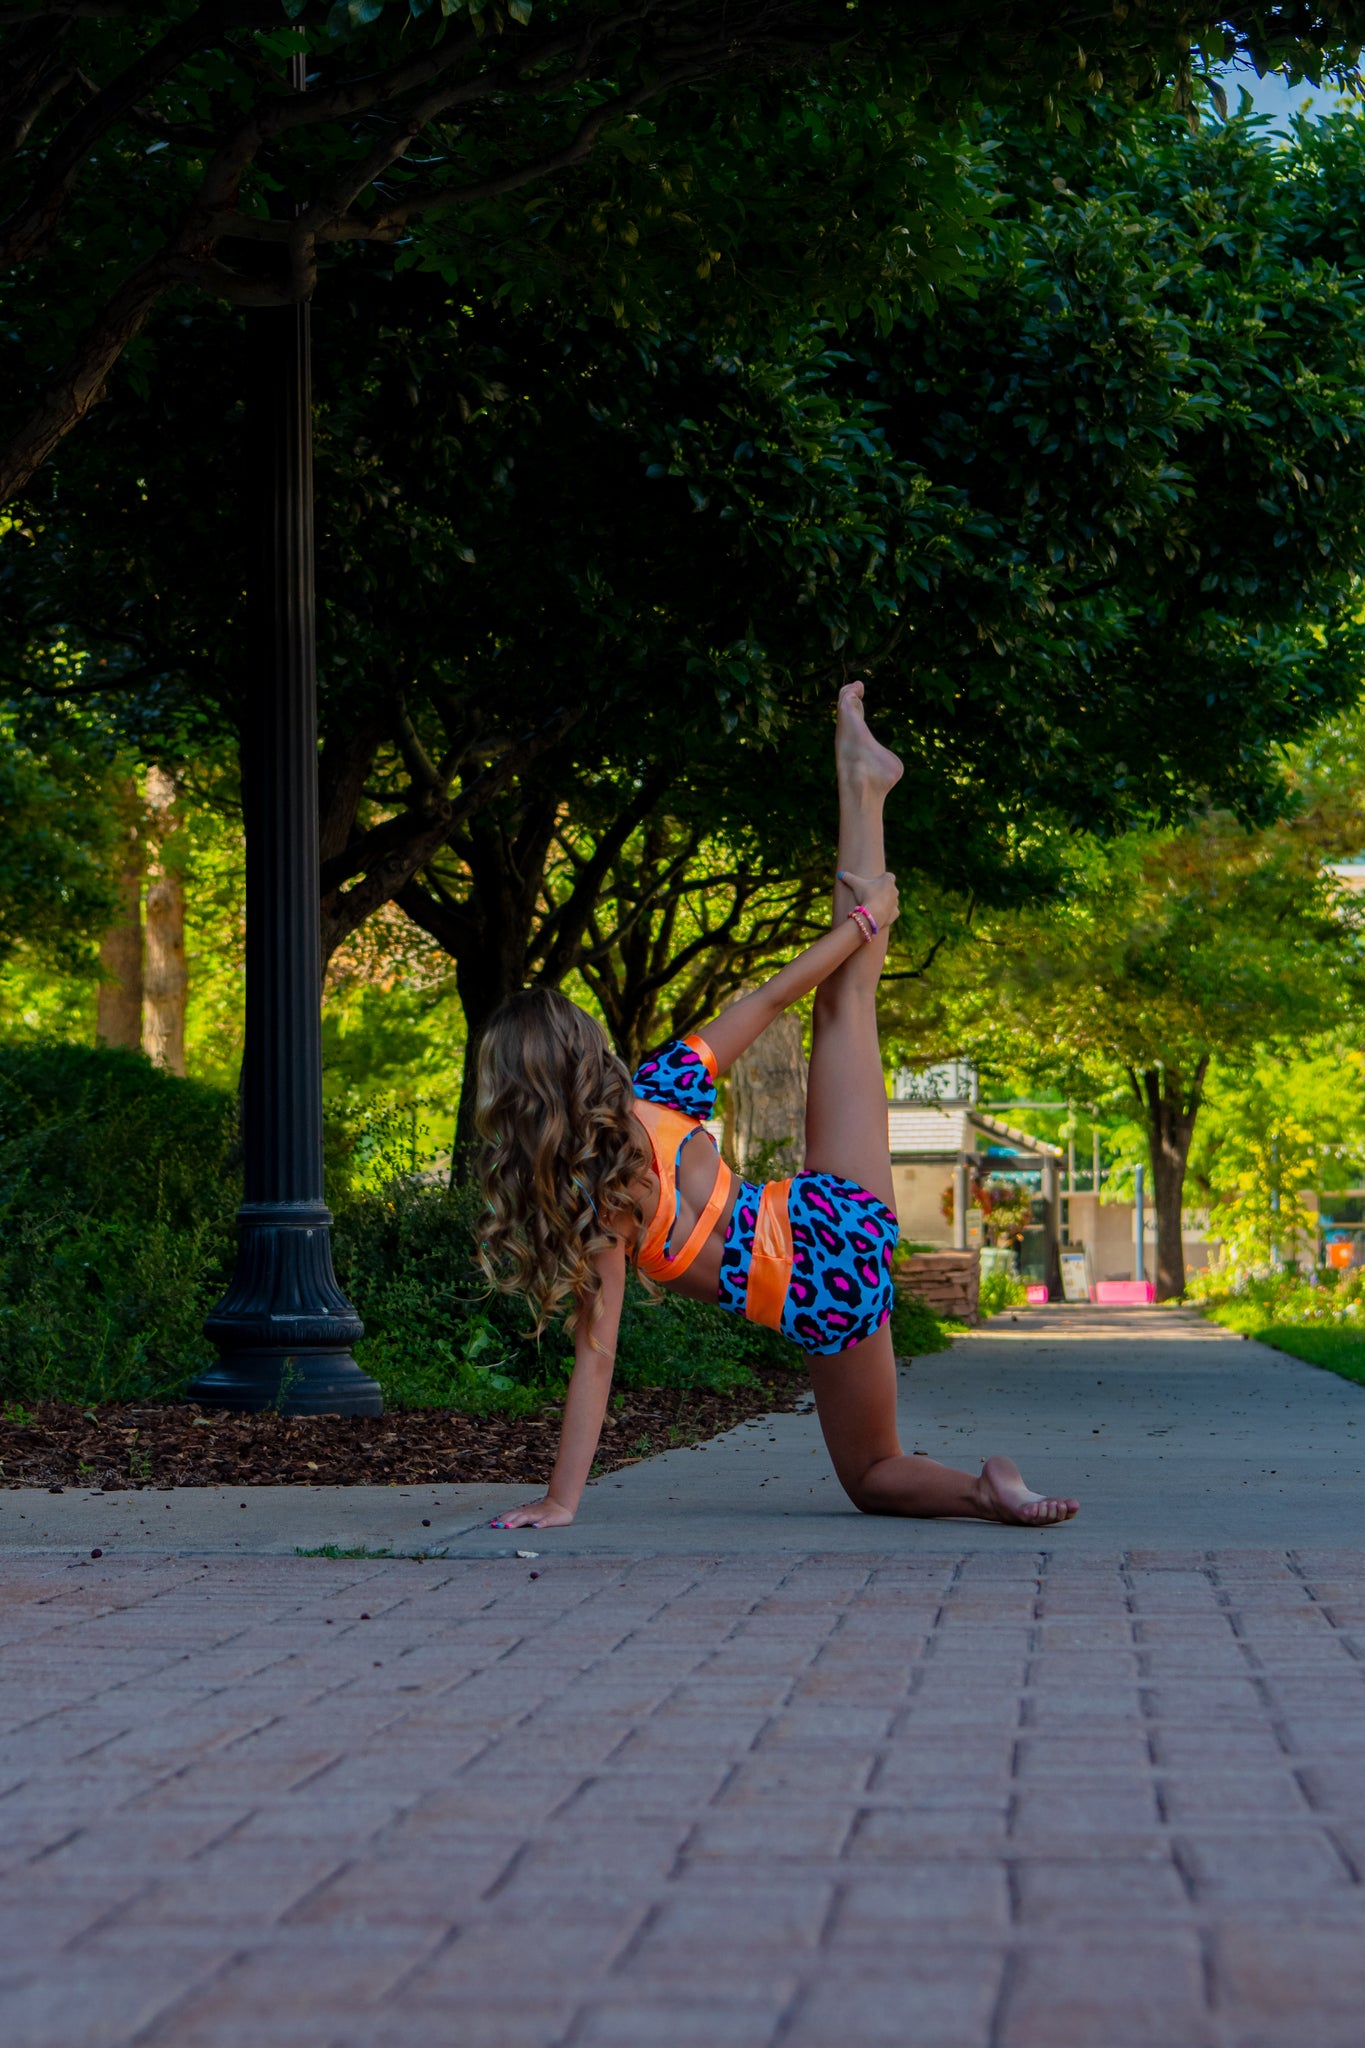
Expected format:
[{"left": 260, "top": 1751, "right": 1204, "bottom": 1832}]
[{"left": 474, "top": 988, "right": 652, "bottom": 1335}]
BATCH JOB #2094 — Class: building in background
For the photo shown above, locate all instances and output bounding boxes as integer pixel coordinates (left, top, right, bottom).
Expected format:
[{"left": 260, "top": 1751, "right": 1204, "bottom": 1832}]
[
  {"left": 888, "top": 1068, "right": 1063, "bottom": 1294},
  {"left": 887, "top": 1067, "right": 1222, "bottom": 1288}
]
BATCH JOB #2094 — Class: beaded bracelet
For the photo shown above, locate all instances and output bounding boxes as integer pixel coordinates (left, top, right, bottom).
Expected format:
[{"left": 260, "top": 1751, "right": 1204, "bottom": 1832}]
[{"left": 849, "top": 905, "right": 877, "bottom": 943}]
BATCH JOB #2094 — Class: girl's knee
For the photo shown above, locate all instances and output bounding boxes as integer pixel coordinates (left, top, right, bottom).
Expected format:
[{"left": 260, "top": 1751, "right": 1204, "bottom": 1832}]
[{"left": 841, "top": 1455, "right": 898, "bottom": 1515}]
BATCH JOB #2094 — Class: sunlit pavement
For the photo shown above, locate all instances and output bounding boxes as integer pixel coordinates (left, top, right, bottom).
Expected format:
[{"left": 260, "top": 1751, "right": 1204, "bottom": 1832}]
[
  {"left": 3, "top": 1310, "right": 1364, "bottom": 2045},
  {"left": 7, "top": 1306, "right": 1364, "bottom": 1561}
]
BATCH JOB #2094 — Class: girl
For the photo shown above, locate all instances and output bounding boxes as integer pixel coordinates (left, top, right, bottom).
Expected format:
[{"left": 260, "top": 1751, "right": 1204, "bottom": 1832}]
[{"left": 477, "top": 684, "right": 1079, "bottom": 1532}]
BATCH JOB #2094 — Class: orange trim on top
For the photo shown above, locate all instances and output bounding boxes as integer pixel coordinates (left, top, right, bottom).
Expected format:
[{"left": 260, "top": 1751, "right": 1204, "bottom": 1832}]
[
  {"left": 744, "top": 1177, "right": 794, "bottom": 1331},
  {"left": 631, "top": 1097, "right": 680, "bottom": 1277},
  {"left": 631, "top": 1096, "right": 732, "bottom": 1284},
  {"left": 682, "top": 1032, "right": 718, "bottom": 1082},
  {"left": 668, "top": 1156, "right": 733, "bottom": 1276}
]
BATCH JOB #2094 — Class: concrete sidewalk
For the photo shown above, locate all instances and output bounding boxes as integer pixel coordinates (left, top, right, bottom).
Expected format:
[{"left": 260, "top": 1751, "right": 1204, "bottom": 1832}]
[
  {"left": 4, "top": 1306, "right": 1362, "bottom": 1558},
  {"left": 2, "top": 1306, "right": 1363, "bottom": 2047}
]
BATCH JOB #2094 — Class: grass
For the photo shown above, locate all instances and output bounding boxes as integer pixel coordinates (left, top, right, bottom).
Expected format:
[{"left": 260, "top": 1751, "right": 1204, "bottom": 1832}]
[
  {"left": 293, "top": 1543, "right": 396, "bottom": 1559},
  {"left": 1204, "top": 1302, "right": 1365, "bottom": 1387},
  {"left": 1199, "top": 1275, "right": 1365, "bottom": 1389}
]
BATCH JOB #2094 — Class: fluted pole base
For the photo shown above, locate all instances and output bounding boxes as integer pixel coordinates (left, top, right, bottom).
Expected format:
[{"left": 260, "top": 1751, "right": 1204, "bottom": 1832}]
[{"left": 193, "top": 1203, "right": 380, "bottom": 1414}]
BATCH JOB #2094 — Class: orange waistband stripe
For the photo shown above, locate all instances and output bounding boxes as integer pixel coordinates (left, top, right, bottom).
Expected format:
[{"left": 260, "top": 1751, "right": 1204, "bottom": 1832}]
[{"left": 744, "top": 1178, "right": 794, "bottom": 1331}]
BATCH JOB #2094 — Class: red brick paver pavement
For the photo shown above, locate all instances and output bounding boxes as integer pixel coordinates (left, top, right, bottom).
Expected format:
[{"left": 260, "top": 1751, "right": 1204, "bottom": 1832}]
[{"left": 2, "top": 1548, "right": 1363, "bottom": 2047}]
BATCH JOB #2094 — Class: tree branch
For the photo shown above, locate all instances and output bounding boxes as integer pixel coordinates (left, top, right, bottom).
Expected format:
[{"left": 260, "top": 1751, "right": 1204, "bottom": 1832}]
[
  {"left": 393, "top": 870, "right": 476, "bottom": 959},
  {"left": 880, "top": 930, "right": 953, "bottom": 981},
  {"left": 0, "top": 248, "right": 183, "bottom": 503},
  {"left": 1189, "top": 1052, "right": 1211, "bottom": 1118},
  {"left": 319, "top": 702, "right": 582, "bottom": 949},
  {"left": 0, "top": 30, "right": 78, "bottom": 161},
  {"left": 0, "top": 2, "right": 248, "bottom": 264},
  {"left": 330, "top": 42, "right": 749, "bottom": 243},
  {"left": 393, "top": 690, "right": 443, "bottom": 793},
  {"left": 532, "top": 767, "right": 671, "bottom": 983},
  {"left": 317, "top": 716, "right": 384, "bottom": 867}
]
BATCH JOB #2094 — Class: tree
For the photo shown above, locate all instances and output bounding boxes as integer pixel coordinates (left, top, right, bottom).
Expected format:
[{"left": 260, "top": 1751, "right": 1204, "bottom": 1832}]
[
  {"left": 2, "top": 3, "right": 1363, "bottom": 504},
  {"left": 0, "top": 705, "right": 126, "bottom": 976},
  {"left": 12, "top": 98, "right": 1365, "bottom": 1147},
  {"left": 1188, "top": 1043, "right": 1365, "bottom": 1274},
  {"left": 885, "top": 730, "right": 1365, "bottom": 1299},
  {"left": 143, "top": 764, "right": 188, "bottom": 1073},
  {"left": 90, "top": 770, "right": 143, "bottom": 1050},
  {"left": 19, "top": 80, "right": 1365, "bottom": 891},
  {"left": 1, "top": 277, "right": 885, "bottom": 1136}
]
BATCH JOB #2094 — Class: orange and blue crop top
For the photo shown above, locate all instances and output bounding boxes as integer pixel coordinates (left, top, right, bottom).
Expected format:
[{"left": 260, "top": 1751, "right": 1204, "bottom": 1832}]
[{"left": 631, "top": 1035, "right": 733, "bottom": 1283}]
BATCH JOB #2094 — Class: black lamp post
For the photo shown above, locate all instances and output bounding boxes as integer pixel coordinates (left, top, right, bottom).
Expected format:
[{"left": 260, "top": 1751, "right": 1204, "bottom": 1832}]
[{"left": 191, "top": 56, "right": 381, "bottom": 1416}]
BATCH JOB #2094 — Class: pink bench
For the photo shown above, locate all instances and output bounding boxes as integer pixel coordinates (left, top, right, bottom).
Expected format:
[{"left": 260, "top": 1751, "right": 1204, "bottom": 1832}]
[{"left": 1092, "top": 1279, "right": 1156, "bottom": 1305}]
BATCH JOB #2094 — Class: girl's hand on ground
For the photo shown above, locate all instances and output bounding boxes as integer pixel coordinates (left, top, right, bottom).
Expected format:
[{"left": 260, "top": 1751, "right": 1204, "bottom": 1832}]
[
  {"left": 838, "top": 869, "right": 899, "bottom": 931},
  {"left": 490, "top": 1498, "right": 575, "bottom": 1529}
]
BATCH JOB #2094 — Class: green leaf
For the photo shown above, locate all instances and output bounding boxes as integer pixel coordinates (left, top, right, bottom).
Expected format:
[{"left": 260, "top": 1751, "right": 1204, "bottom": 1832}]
[
  {"left": 327, "top": 0, "right": 386, "bottom": 36},
  {"left": 508, "top": 0, "right": 532, "bottom": 20}
]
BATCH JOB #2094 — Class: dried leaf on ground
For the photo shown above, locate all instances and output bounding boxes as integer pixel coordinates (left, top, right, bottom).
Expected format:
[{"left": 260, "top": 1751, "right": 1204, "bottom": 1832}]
[{"left": 0, "top": 1371, "right": 809, "bottom": 1490}]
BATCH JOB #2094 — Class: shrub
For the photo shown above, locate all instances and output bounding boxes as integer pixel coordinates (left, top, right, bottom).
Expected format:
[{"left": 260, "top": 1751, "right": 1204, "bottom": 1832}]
[
  {"left": 331, "top": 1173, "right": 791, "bottom": 1411},
  {"left": 889, "top": 1289, "right": 952, "bottom": 1356},
  {"left": 1192, "top": 1265, "right": 1362, "bottom": 1331},
  {"left": 0, "top": 1040, "right": 239, "bottom": 1226},
  {"left": 979, "top": 1267, "right": 1029, "bottom": 1317},
  {"left": 0, "top": 1041, "right": 790, "bottom": 1410},
  {"left": 0, "top": 1043, "right": 238, "bottom": 1403}
]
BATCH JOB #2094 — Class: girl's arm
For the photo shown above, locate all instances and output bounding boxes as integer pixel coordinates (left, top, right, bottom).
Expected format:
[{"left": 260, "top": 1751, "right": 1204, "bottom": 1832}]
[
  {"left": 491, "top": 1234, "right": 627, "bottom": 1530},
  {"left": 700, "top": 868, "right": 898, "bottom": 1077}
]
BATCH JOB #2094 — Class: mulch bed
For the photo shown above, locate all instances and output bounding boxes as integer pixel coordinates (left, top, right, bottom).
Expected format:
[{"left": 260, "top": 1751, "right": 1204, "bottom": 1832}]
[{"left": 0, "top": 1368, "right": 810, "bottom": 1490}]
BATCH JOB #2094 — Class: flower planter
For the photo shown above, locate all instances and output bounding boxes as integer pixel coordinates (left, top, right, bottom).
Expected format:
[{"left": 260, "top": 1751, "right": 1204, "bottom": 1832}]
[
  {"left": 1092, "top": 1279, "right": 1156, "bottom": 1305},
  {"left": 896, "top": 1251, "right": 980, "bottom": 1324}
]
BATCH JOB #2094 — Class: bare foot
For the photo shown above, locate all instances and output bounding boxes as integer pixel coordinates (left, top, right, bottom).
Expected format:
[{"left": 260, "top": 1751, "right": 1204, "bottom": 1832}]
[
  {"left": 977, "top": 1454, "right": 1079, "bottom": 1527},
  {"left": 836, "top": 680, "right": 903, "bottom": 798}
]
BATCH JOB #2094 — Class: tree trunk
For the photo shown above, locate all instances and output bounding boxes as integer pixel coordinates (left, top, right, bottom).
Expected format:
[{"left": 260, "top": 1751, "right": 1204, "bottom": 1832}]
[
  {"left": 95, "top": 792, "right": 143, "bottom": 1051},
  {"left": 143, "top": 765, "right": 187, "bottom": 1075},
  {"left": 723, "top": 1009, "right": 806, "bottom": 1179},
  {"left": 449, "top": 953, "right": 527, "bottom": 1173},
  {"left": 0, "top": 255, "right": 177, "bottom": 508},
  {"left": 1135, "top": 1058, "right": 1209, "bottom": 1301},
  {"left": 395, "top": 802, "right": 557, "bottom": 1180}
]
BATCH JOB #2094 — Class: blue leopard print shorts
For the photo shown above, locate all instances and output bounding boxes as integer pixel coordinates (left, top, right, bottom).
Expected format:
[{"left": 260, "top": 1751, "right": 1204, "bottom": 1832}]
[{"left": 718, "top": 1173, "right": 899, "bottom": 1355}]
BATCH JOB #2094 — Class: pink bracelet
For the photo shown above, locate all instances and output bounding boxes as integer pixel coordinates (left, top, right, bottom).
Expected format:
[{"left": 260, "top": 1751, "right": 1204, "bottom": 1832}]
[{"left": 849, "top": 906, "right": 877, "bottom": 943}]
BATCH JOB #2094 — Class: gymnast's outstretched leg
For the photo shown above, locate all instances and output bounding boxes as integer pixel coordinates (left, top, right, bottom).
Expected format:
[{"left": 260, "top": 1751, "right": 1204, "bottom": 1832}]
[{"left": 802, "top": 683, "right": 1079, "bottom": 1526}]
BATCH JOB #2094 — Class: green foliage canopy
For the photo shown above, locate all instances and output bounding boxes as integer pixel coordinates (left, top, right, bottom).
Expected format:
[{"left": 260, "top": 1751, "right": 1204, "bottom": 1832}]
[
  {"left": 884, "top": 709, "right": 1365, "bottom": 1294},
  {"left": 11, "top": 101, "right": 1365, "bottom": 1128},
  {"left": 0, "top": 705, "right": 126, "bottom": 971},
  {"left": 15, "top": 101, "right": 1365, "bottom": 862},
  {"left": 2, "top": 1, "right": 1363, "bottom": 503}
]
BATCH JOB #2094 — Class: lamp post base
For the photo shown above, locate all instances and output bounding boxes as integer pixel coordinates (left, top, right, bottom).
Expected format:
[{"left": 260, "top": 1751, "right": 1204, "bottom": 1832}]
[
  {"left": 186, "top": 1345, "right": 382, "bottom": 1416},
  {"left": 195, "top": 1202, "right": 381, "bottom": 1415}
]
